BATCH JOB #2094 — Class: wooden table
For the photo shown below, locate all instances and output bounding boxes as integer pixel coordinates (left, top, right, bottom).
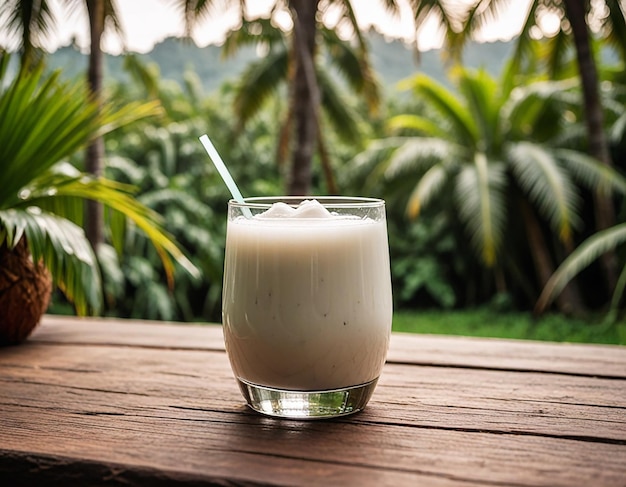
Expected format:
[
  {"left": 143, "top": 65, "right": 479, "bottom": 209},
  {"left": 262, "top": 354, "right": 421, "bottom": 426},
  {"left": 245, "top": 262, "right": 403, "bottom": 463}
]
[{"left": 1, "top": 315, "right": 625, "bottom": 486}]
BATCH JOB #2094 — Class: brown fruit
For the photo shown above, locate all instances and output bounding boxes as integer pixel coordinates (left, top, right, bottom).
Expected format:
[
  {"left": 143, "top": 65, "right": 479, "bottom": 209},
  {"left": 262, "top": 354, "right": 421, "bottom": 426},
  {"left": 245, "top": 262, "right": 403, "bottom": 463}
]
[{"left": 0, "top": 238, "right": 52, "bottom": 345}]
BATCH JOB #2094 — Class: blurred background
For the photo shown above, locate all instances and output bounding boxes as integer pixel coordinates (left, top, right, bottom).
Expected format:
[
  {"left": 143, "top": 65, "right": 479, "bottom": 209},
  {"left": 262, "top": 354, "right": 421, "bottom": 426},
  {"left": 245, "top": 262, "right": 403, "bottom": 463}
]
[{"left": 1, "top": 0, "right": 625, "bottom": 344}]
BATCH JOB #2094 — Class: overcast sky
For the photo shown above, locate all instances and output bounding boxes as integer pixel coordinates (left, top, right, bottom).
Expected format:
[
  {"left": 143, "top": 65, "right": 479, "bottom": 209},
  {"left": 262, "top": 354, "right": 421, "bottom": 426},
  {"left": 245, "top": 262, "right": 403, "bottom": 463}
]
[{"left": 0, "top": 0, "right": 533, "bottom": 54}]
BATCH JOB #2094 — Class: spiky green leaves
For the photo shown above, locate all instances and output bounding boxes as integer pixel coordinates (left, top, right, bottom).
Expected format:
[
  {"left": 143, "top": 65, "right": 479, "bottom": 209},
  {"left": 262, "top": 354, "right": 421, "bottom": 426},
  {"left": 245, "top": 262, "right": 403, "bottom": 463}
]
[
  {"left": 354, "top": 66, "right": 626, "bottom": 268},
  {"left": 0, "top": 208, "right": 101, "bottom": 315},
  {"left": 0, "top": 53, "right": 197, "bottom": 315}
]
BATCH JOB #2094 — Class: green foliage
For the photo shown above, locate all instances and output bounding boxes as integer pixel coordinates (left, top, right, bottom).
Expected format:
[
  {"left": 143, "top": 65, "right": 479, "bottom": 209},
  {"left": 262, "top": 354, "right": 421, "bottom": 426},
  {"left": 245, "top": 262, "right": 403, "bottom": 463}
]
[
  {"left": 221, "top": 15, "right": 380, "bottom": 176},
  {"left": 388, "top": 215, "right": 457, "bottom": 309},
  {"left": 103, "top": 124, "right": 226, "bottom": 320},
  {"left": 0, "top": 52, "right": 197, "bottom": 315},
  {"left": 90, "top": 61, "right": 285, "bottom": 321},
  {"left": 14, "top": 9, "right": 624, "bottom": 329},
  {"left": 349, "top": 65, "right": 626, "bottom": 312},
  {"left": 0, "top": 208, "right": 100, "bottom": 315},
  {"left": 536, "top": 223, "right": 626, "bottom": 321}
]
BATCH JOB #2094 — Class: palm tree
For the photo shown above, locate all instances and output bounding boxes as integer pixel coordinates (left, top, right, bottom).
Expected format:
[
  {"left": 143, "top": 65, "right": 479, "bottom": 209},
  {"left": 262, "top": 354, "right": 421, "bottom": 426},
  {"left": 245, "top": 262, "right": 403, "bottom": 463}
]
[
  {"left": 450, "top": 0, "right": 626, "bottom": 293},
  {"left": 405, "top": 0, "right": 465, "bottom": 57},
  {"left": 0, "top": 54, "right": 197, "bottom": 344},
  {"left": 1, "top": 0, "right": 126, "bottom": 249},
  {"left": 221, "top": 17, "right": 379, "bottom": 194},
  {"left": 177, "top": 0, "right": 393, "bottom": 195},
  {"left": 83, "top": 0, "right": 124, "bottom": 248},
  {"left": 0, "top": 0, "right": 55, "bottom": 70},
  {"left": 350, "top": 66, "right": 626, "bottom": 312}
]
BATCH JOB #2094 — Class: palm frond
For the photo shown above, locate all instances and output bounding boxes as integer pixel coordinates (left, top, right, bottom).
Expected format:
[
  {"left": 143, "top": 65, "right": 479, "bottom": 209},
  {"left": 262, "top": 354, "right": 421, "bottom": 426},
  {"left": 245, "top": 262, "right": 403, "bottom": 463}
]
[
  {"left": 551, "top": 123, "right": 588, "bottom": 149},
  {"left": 17, "top": 165, "right": 199, "bottom": 286},
  {"left": 455, "top": 154, "right": 507, "bottom": 267},
  {"left": 408, "top": 0, "right": 459, "bottom": 54},
  {"left": 501, "top": 79, "right": 577, "bottom": 140},
  {"left": 455, "top": 0, "right": 512, "bottom": 58},
  {"left": 335, "top": 0, "right": 370, "bottom": 53},
  {"left": 603, "top": 0, "right": 626, "bottom": 62},
  {"left": 222, "top": 17, "right": 287, "bottom": 58},
  {"left": 346, "top": 137, "right": 405, "bottom": 191},
  {"left": 535, "top": 223, "right": 626, "bottom": 314},
  {"left": 543, "top": 27, "right": 574, "bottom": 79},
  {"left": 507, "top": 141, "right": 581, "bottom": 242},
  {"left": 603, "top": 92, "right": 626, "bottom": 127},
  {"left": 0, "top": 0, "right": 56, "bottom": 66},
  {"left": 507, "top": 0, "right": 543, "bottom": 76},
  {"left": 0, "top": 207, "right": 101, "bottom": 315},
  {"left": 233, "top": 49, "right": 289, "bottom": 127},
  {"left": 498, "top": 56, "right": 519, "bottom": 99},
  {"left": 555, "top": 148, "right": 626, "bottom": 196},
  {"left": 375, "top": 0, "right": 401, "bottom": 17},
  {"left": 399, "top": 73, "right": 478, "bottom": 147},
  {"left": 0, "top": 51, "right": 189, "bottom": 317},
  {"left": 384, "top": 137, "right": 461, "bottom": 180},
  {"left": 319, "top": 25, "right": 380, "bottom": 114},
  {"left": 610, "top": 110, "right": 626, "bottom": 144},
  {"left": 103, "top": 0, "right": 126, "bottom": 43},
  {"left": 176, "top": 0, "right": 223, "bottom": 38},
  {"left": 0, "top": 52, "right": 162, "bottom": 209},
  {"left": 0, "top": 64, "right": 93, "bottom": 205},
  {"left": 98, "top": 98, "right": 163, "bottom": 138},
  {"left": 406, "top": 163, "right": 449, "bottom": 219},
  {"left": 457, "top": 68, "right": 500, "bottom": 151},
  {"left": 317, "top": 68, "right": 361, "bottom": 144},
  {"left": 386, "top": 114, "right": 448, "bottom": 138}
]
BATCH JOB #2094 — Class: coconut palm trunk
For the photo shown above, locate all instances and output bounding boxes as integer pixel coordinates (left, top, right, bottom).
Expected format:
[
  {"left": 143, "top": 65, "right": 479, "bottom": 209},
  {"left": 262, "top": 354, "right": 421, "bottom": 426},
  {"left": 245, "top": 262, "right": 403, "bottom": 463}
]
[
  {"left": 562, "top": 0, "right": 618, "bottom": 292},
  {"left": 288, "top": 0, "right": 320, "bottom": 196},
  {"left": 18, "top": 1, "right": 37, "bottom": 72},
  {"left": 85, "top": 0, "right": 105, "bottom": 248}
]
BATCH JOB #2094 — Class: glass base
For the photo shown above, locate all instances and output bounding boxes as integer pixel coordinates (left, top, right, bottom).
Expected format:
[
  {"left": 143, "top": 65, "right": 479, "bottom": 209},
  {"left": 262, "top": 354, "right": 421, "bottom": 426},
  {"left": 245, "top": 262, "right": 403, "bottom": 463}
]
[{"left": 236, "top": 377, "right": 379, "bottom": 419}]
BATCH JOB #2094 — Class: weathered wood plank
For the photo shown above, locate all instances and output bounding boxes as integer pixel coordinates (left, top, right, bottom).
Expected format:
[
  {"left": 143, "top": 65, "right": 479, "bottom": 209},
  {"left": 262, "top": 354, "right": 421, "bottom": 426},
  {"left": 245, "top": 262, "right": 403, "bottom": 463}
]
[
  {"left": 2, "top": 343, "right": 625, "bottom": 440},
  {"left": 33, "top": 315, "right": 226, "bottom": 351},
  {"left": 1, "top": 387, "right": 625, "bottom": 487},
  {"left": 0, "top": 448, "right": 435, "bottom": 487},
  {"left": 2, "top": 405, "right": 625, "bottom": 487},
  {"left": 34, "top": 315, "right": 626, "bottom": 378},
  {"left": 389, "top": 332, "right": 626, "bottom": 379},
  {"left": 1, "top": 339, "right": 625, "bottom": 486}
]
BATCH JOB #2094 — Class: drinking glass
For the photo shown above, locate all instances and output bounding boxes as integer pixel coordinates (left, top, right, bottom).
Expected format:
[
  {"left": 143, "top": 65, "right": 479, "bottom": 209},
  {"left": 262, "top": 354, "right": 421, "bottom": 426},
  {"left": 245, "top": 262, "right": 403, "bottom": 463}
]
[{"left": 222, "top": 197, "right": 392, "bottom": 419}]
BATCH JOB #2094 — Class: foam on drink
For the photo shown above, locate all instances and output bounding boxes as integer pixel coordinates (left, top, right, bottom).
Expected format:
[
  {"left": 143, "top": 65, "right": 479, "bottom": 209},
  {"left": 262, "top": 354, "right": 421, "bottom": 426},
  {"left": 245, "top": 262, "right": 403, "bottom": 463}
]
[
  {"left": 256, "top": 199, "right": 333, "bottom": 219},
  {"left": 222, "top": 199, "right": 392, "bottom": 391}
]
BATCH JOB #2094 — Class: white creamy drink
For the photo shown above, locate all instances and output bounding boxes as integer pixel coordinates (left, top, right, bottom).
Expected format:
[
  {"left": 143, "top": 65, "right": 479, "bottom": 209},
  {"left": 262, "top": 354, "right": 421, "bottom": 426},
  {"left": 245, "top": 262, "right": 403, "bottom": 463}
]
[{"left": 222, "top": 199, "right": 393, "bottom": 391}]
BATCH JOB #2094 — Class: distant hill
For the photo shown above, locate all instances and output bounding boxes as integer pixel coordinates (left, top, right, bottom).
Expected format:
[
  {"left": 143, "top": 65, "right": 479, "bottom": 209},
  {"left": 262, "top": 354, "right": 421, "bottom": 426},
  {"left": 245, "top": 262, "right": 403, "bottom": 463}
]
[
  {"left": 45, "top": 31, "right": 514, "bottom": 95},
  {"left": 365, "top": 31, "right": 513, "bottom": 91}
]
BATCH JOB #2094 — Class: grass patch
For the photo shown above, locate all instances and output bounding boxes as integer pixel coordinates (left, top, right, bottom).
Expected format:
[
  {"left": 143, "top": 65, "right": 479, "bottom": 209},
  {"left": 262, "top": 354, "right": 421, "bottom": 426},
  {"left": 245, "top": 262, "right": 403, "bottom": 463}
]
[{"left": 392, "top": 309, "right": 626, "bottom": 345}]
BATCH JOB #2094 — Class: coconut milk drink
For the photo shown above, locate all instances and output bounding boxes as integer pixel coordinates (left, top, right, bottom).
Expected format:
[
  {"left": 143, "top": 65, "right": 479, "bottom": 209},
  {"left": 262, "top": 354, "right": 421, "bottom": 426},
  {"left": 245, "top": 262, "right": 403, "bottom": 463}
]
[{"left": 222, "top": 197, "right": 392, "bottom": 418}]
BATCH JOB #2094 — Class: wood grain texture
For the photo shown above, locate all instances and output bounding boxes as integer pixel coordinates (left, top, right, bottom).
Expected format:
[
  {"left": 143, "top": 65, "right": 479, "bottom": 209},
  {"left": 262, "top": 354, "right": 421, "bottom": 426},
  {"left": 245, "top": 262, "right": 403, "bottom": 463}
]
[
  {"left": 1, "top": 315, "right": 625, "bottom": 486},
  {"left": 35, "top": 315, "right": 626, "bottom": 377}
]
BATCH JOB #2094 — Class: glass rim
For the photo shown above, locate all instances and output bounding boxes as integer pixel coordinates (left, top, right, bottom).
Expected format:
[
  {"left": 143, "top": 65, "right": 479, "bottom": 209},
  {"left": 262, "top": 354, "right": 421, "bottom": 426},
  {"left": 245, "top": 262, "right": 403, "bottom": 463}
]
[{"left": 228, "top": 196, "right": 384, "bottom": 209}]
